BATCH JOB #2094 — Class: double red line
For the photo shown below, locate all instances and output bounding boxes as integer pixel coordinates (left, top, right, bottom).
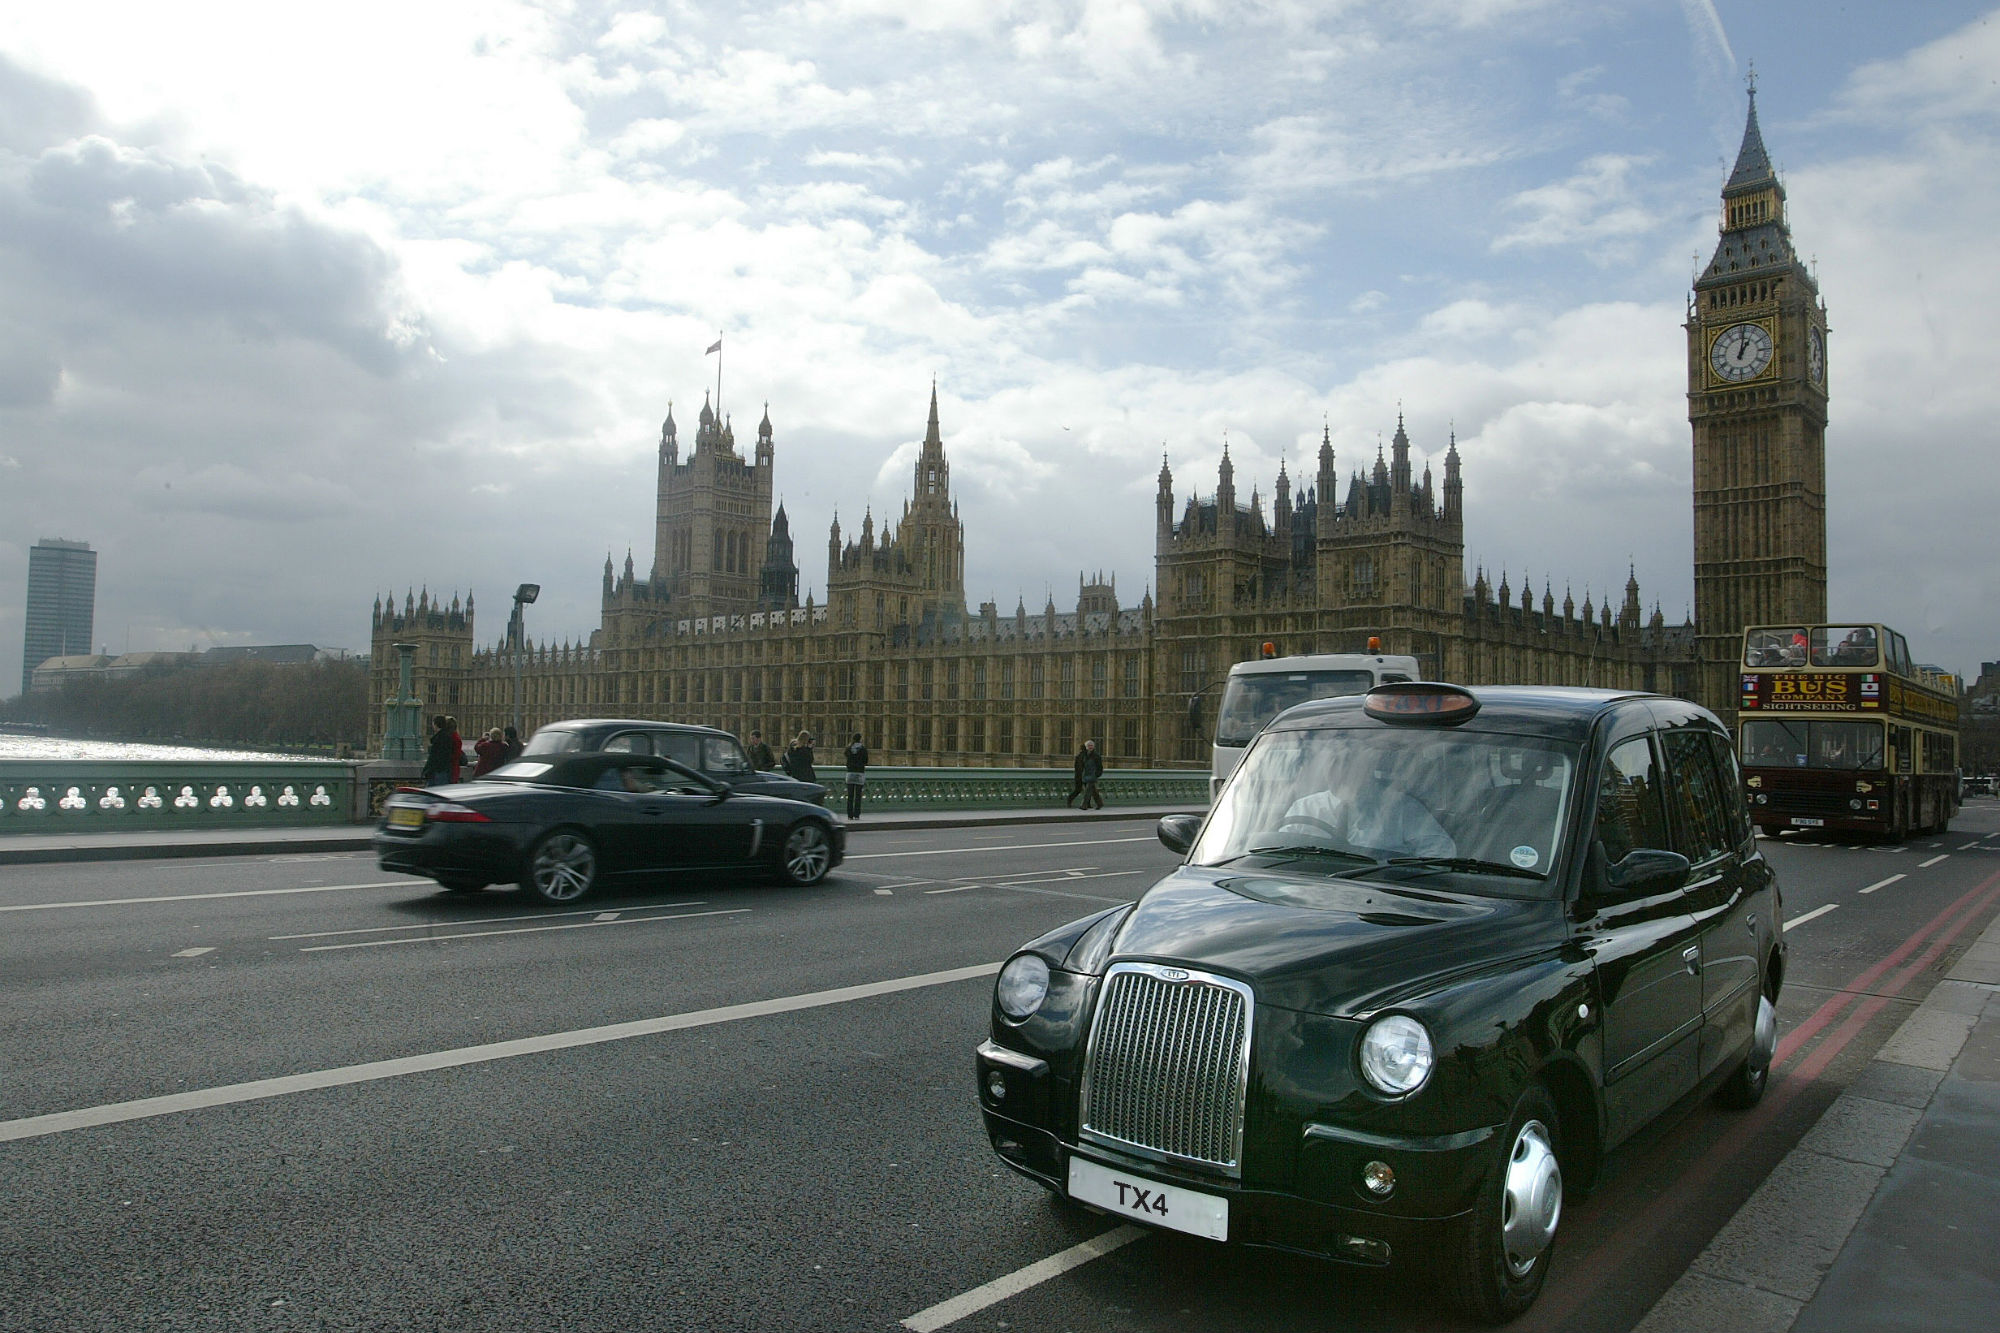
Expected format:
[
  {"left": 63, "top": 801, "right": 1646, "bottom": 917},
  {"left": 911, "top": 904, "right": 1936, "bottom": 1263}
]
[{"left": 1521, "top": 865, "right": 2000, "bottom": 1331}]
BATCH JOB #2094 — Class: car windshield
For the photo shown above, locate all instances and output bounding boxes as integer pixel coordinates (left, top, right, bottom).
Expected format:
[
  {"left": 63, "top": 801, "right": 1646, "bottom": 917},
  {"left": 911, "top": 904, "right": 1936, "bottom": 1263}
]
[
  {"left": 1192, "top": 725, "right": 1579, "bottom": 897},
  {"left": 521, "top": 730, "right": 581, "bottom": 756},
  {"left": 487, "top": 761, "right": 554, "bottom": 780},
  {"left": 1214, "top": 670, "right": 1375, "bottom": 746}
]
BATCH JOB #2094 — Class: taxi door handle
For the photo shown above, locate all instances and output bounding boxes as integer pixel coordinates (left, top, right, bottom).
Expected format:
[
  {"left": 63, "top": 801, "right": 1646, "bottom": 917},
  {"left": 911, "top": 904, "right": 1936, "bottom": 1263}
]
[{"left": 1682, "top": 945, "right": 1701, "bottom": 975}]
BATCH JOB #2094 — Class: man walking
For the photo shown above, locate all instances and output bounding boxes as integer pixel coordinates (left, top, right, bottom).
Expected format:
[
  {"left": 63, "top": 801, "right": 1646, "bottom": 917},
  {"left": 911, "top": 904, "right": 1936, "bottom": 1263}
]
[
  {"left": 1077, "top": 738, "right": 1105, "bottom": 810},
  {"left": 746, "top": 729, "right": 776, "bottom": 772},
  {"left": 843, "top": 731, "right": 869, "bottom": 820}
]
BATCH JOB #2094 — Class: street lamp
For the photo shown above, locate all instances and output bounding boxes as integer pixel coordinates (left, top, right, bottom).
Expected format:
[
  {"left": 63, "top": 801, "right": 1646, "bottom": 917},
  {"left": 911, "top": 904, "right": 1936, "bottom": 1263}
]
[{"left": 510, "top": 582, "right": 540, "bottom": 737}]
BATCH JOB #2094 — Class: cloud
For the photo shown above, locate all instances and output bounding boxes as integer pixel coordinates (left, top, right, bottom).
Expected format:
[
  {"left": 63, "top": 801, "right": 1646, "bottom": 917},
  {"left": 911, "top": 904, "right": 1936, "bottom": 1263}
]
[{"left": 1491, "top": 154, "right": 1665, "bottom": 258}]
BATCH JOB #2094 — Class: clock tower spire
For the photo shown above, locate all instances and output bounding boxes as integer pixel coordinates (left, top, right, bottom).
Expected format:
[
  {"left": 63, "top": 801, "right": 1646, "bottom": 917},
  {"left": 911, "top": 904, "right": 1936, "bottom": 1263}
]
[{"left": 1688, "top": 82, "right": 1829, "bottom": 720}]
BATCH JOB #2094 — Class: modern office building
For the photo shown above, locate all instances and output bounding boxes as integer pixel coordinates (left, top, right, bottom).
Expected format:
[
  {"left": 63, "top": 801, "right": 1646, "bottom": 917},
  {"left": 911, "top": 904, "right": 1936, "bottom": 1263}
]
[{"left": 22, "top": 538, "right": 98, "bottom": 696}]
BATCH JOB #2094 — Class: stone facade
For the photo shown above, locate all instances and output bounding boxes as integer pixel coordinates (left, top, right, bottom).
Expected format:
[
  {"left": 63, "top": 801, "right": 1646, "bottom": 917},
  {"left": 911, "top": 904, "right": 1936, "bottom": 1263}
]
[{"left": 370, "top": 93, "right": 1823, "bottom": 766}]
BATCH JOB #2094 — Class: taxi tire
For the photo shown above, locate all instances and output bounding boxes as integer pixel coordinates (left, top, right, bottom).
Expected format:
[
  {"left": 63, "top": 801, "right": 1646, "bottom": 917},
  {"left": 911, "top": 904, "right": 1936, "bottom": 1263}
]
[{"left": 1448, "top": 1084, "right": 1562, "bottom": 1324}]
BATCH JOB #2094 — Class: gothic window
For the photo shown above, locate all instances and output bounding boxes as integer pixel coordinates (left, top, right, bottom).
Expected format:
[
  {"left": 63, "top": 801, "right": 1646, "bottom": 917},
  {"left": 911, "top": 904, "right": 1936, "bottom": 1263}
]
[
  {"left": 945, "top": 660, "right": 959, "bottom": 700},
  {"left": 921, "top": 662, "right": 934, "bottom": 700},
  {"left": 969, "top": 719, "right": 985, "bottom": 753},
  {"left": 1030, "top": 660, "right": 1045, "bottom": 699},
  {"left": 1061, "top": 657, "right": 1076, "bottom": 698},
  {"left": 973, "top": 661, "right": 987, "bottom": 700},
  {"left": 1122, "top": 718, "right": 1140, "bottom": 758},
  {"left": 1123, "top": 652, "right": 1142, "bottom": 698},
  {"left": 1000, "top": 659, "right": 1015, "bottom": 699},
  {"left": 997, "top": 718, "right": 1013, "bottom": 754},
  {"left": 1058, "top": 720, "right": 1074, "bottom": 755},
  {"left": 714, "top": 532, "right": 723, "bottom": 569},
  {"left": 943, "top": 719, "right": 958, "bottom": 751},
  {"left": 1179, "top": 649, "right": 1203, "bottom": 696},
  {"left": 1028, "top": 719, "right": 1044, "bottom": 754},
  {"left": 892, "top": 717, "right": 907, "bottom": 750},
  {"left": 1091, "top": 658, "right": 1107, "bottom": 699},
  {"left": 917, "top": 720, "right": 932, "bottom": 751}
]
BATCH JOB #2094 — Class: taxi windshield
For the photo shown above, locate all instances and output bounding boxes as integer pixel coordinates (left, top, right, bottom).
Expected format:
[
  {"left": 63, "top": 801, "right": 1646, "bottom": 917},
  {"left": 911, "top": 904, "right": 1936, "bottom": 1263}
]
[{"left": 1193, "top": 726, "right": 1579, "bottom": 897}]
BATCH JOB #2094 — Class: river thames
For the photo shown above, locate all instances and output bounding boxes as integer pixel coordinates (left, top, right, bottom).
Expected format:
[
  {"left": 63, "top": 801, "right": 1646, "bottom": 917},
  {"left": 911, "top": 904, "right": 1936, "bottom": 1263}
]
[{"left": 0, "top": 734, "right": 326, "bottom": 762}]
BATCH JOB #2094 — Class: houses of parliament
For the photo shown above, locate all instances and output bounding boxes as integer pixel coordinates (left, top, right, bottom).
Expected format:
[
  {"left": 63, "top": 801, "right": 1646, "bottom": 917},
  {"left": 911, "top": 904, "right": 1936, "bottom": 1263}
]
[{"left": 369, "top": 91, "right": 1829, "bottom": 767}]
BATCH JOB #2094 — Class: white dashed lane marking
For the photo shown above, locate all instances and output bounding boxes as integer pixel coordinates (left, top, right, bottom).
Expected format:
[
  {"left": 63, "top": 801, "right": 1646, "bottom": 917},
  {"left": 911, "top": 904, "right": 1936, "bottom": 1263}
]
[
  {"left": 0, "top": 881, "right": 417, "bottom": 913},
  {"left": 901, "top": 1226, "right": 1146, "bottom": 1332},
  {"left": 170, "top": 947, "right": 214, "bottom": 958},
  {"left": 0, "top": 961, "right": 1001, "bottom": 1143},
  {"left": 1785, "top": 904, "right": 1839, "bottom": 930},
  {"left": 1919, "top": 854, "right": 1950, "bottom": 868},
  {"left": 1858, "top": 875, "right": 1906, "bottom": 895},
  {"left": 299, "top": 908, "right": 749, "bottom": 952},
  {"left": 270, "top": 902, "right": 706, "bottom": 941}
]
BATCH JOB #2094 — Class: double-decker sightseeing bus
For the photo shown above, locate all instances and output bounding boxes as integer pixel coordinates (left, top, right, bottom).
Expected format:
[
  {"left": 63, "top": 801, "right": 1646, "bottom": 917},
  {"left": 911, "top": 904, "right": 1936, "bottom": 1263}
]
[{"left": 1738, "top": 623, "right": 1961, "bottom": 840}]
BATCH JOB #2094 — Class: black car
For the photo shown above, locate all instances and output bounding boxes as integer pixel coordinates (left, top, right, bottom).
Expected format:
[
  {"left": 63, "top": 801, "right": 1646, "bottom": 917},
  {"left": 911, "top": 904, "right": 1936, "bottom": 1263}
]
[
  {"left": 520, "top": 719, "right": 827, "bottom": 806},
  {"left": 975, "top": 683, "right": 1785, "bottom": 1322},
  {"left": 376, "top": 752, "right": 843, "bottom": 901}
]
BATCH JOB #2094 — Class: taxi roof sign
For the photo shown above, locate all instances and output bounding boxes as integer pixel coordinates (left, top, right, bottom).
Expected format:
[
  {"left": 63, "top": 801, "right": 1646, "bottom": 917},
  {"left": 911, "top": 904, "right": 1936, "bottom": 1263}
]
[{"left": 1363, "top": 681, "right": 1481, "bottom": 726}]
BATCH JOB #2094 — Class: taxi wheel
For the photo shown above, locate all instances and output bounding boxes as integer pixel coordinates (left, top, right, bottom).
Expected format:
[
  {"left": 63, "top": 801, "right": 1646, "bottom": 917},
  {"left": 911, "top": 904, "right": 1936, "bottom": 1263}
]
[
  {"left": 1449, "top": 1084, "right": 1562, "bottom": 1324},
  {"left": 778, "top": 822, "right": 832, "bottom": 885},
  {"left": 522, "top": 830, "right": 599, "bottom": 903},
  {"left": 1718, "top": 988, "right": 1777, "bottom": 1109}
]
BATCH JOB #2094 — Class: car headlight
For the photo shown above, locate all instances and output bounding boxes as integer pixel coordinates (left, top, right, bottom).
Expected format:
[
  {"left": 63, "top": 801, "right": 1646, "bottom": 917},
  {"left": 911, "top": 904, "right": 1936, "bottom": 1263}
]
[
  {"left": 1359, "top": 1014, "right": 1433, "bottom": 1095},
  {"left": 995, "top": 954, "right": 1051, "bottom": 1021}
]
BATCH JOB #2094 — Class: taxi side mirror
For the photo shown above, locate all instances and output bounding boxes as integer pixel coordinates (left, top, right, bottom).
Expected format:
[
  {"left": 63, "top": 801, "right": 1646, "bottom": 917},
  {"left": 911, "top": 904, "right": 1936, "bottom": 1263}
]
[
  {"left": 1597, "top": 846, "right": 1691, "bottom": 901},
  {"left": 1157, "top": 813, "right": 1203, "bottom": 856}
]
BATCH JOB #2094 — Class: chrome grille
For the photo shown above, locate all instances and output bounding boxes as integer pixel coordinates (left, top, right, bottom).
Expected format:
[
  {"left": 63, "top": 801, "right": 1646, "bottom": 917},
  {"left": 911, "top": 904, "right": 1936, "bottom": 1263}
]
[{"left": 1080, "top": 963, "right": 1252, "bottom": 1173}]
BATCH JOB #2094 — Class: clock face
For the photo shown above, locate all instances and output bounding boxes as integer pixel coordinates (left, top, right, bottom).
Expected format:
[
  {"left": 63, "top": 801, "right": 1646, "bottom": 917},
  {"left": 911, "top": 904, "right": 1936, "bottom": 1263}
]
[
  {"left": 1710, "top": 322, "right": 1774, "bottom": 382},
  {"left": 1808, "top": 326, "right": 1825, "bottom": 385}
]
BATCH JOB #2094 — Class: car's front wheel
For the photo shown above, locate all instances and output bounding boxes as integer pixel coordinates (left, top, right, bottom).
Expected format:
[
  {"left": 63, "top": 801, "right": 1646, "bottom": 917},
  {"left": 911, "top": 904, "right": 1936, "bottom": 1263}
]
[
  {"left": 1449, "top": 1084, "right": 1563, "bottom": 1324},
  {"left": 778, "top": 821, "right": 832, "bottom": 885},
  {"left": 521, "top": 830, "right": 599, "bottom": 903}
]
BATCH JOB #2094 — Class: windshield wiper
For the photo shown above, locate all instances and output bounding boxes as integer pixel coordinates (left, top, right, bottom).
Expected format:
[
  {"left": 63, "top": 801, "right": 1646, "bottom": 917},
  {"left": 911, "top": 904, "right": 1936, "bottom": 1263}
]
[
  {"left": 1225, "top": 844, "right": 1382, "bottom": 868},
  {"left": 1379, "top": 856, "right": 1546, "bottom": 880}
]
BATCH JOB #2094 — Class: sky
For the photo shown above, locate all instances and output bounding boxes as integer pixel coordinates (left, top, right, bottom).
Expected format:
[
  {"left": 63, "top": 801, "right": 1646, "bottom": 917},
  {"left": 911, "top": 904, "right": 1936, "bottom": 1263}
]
[{"left": 2, "top": 0, "right": 1998, "bottom": 695}]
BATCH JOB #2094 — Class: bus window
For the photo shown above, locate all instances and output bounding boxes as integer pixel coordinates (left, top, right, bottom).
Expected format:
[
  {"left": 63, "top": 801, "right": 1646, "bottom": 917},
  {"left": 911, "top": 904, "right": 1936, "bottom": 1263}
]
[
  {"left": 1744, "top": 719, "right": 1883, "bottom": 771},
  {"left": 1812, "top": 625, "right": 1879, "bottom": 668},
  {"left": 1890, "top": 632, "right": 1913, "bottom": 675},
  {"left": 1744, "top": 628, "right": 1807, "bottom": 668}
]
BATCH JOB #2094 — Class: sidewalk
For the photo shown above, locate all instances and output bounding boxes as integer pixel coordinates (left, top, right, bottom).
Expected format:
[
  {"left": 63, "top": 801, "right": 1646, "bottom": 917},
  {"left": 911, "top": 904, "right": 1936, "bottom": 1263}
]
[
  {"left": 1636, "top": 912, "right": 2000, "bottom": 1333},
  {"left": 0, "top": 805, "right": 1207, "bottom": 866}
]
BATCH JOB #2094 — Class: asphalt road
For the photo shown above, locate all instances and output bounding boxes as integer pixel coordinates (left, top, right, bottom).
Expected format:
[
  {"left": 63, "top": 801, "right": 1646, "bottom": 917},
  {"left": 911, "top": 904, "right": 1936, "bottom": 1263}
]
[{"left": 3, "top": 804, "right": 1997, "bottom": 1332}]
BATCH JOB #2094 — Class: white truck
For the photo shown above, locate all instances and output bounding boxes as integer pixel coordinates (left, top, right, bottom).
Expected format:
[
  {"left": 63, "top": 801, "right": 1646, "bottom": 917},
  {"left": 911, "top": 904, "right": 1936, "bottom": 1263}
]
[{"left": 1209, "top": 648, "right": 1421, "bottom": 798}]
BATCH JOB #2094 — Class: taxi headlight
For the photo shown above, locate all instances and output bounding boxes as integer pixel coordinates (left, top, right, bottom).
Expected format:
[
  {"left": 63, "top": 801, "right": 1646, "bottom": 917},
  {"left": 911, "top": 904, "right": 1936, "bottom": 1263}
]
[
  {"left": 1359, "top": 1015, "right": 1434, "bottom": 1095},
  {"left": 995, "top": 954, "right": 1051, "bottom": 1021}
]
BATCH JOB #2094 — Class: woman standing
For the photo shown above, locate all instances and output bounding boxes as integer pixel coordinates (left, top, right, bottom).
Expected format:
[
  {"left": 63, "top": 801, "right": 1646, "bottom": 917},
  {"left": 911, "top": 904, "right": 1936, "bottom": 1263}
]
[
  {"left": 782, "top": 731, "right": 817, "bottom": 785},
  {"left": 473, "top": 727, "right": 508, "bottom": 776},
  {"left": 843, "top": 732, "right": 869, "bottom": 820},
  {"left": 422, "top": 715, "right": 455, "bottom": 787}
]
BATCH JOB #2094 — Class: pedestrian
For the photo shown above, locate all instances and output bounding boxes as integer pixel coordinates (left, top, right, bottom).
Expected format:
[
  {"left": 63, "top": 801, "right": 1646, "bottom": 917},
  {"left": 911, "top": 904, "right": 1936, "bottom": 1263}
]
[
  {"left": 473, "top": 727, "right": 507, "bottom": 776},
  {"left": 1078, "top": 738, "right": 1105, "bottom": 810},
  {"left": 445, "top": 715, "right": 464, "bottom": 783},
  {"left": 421, "top": 714, "right": 455, "bottom": 786},
  {"left": 746, "top": 729, "right": 776, "bottom": 772},
  {"left": 1067, "top": 740, "right": 1088, "bottom": 807},
  {"left": 843, "top": 731, "right": 869, "bottom": 820},
  {"left": 783, "top": 730, "right": 817, "bottom": 784},
  {"left": 502, "top": 725, "right": 523, "bottom": 763}
]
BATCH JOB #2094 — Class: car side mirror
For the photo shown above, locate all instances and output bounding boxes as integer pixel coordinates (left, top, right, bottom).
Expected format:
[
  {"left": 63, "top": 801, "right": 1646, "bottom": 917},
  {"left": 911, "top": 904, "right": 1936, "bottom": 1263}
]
[
  {"left": 1157, "top": 813, "right": 1203, "bottom": 856},
  {"left": 1598, "top": 846, "right": 1691, "bottom": 901}
]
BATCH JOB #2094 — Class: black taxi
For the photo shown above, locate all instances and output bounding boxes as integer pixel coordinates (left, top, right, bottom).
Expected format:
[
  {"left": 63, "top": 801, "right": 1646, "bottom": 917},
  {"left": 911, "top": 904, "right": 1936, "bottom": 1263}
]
[{"left": 975, "top": 684, "right": 1784, "bottom": 1322}]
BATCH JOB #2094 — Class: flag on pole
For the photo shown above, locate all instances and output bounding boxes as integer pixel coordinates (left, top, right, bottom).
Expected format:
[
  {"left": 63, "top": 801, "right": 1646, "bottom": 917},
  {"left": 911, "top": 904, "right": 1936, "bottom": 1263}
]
[{"left": 705, "top": 337, "right": 722, "bottom": 355}]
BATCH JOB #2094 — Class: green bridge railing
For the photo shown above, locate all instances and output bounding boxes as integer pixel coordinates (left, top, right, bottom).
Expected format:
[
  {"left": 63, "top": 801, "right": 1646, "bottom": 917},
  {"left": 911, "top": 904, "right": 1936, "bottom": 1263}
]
[
  {"left": 805, "top": 766, "right": 1208, "bottom": 812},
  {"left": 0, "top": 761, "right": 357, "bottom": 833},
  {"left": 0, "top": 760, "right": 1207, "bottom": 832}
]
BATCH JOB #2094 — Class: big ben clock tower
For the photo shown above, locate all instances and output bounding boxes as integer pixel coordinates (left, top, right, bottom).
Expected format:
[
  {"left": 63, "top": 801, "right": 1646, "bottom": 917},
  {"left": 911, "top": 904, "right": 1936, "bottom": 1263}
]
[{"left": 1689, "top": 81, "right": 1829, "bottom": 719}]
